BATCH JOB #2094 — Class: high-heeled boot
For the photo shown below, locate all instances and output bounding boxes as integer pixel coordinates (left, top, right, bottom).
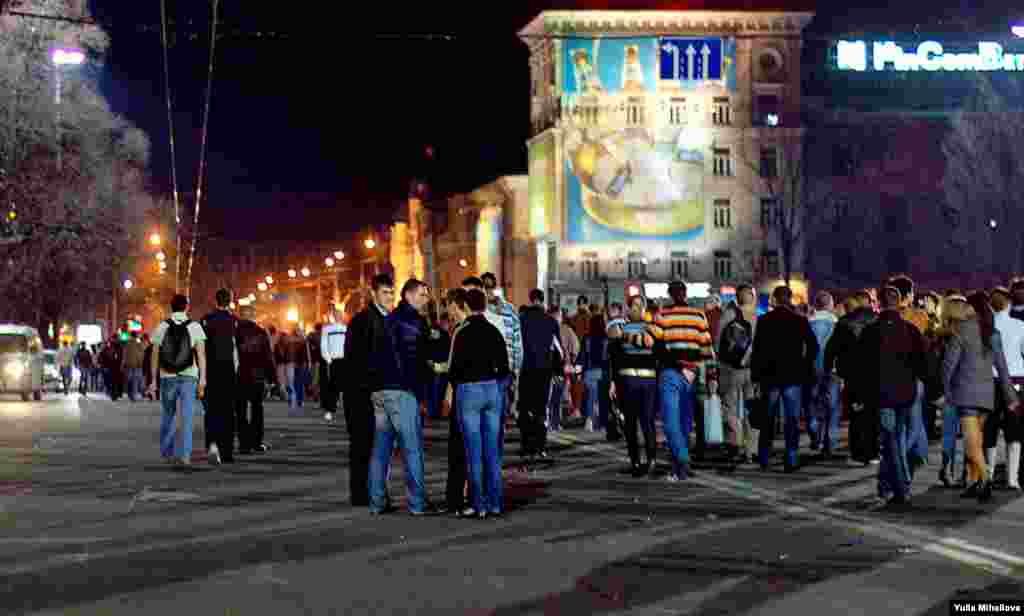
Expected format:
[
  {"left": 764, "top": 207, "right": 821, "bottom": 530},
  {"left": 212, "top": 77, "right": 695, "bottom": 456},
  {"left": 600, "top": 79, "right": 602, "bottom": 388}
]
[
  {"left": 985, "top": 447, "right": 998, "bottom": 482},
  {"left": 1008, "top": 443, "right": 1022, "bottom": 490}
]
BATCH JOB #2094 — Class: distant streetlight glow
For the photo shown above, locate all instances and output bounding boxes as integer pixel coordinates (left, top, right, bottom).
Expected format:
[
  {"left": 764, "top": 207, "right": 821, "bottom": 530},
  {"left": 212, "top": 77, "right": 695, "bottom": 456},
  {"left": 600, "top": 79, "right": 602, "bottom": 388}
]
[
  {"left": 288, "top": 269, "right": 297, "bottom": 278},
  {"left": 325, "top": 257, "right": 335, "bottom": 267},
  {"left": 286, "top": 307, "right": 299, "bottom": 322},
  {"left": 334, "top": 251, "right": 345, "bottom": 260},
  {"left": 155, "top": 251, "right": 166, "bottom": 261},
  {"left": 258, "top": 282, "right": 268, "bottom": 291},
  {"left": 265, "top": 276, "right": 274, "bottom": 284},
  {"left": 149, "top": 232, "right": 161, "bottom": 246},
  {"left": 990, "top": 219, "right": 998, "bottom": 229},
  {"left": 301, "top": 267, "right": 311, "bottom": 277},
  {"left": 459, "top": 258, "right": 468, "bottom": 268},
  {"left": 51, "top": 48, "right": 85, "bottom": 66},
  {"left": 364, "top": 238, "right": 376, "bottom": 249},
  {"left": 248, "top": 293, "right": 256, "bottom": 302},
  {"left": 229, "top": 302, "right": 236, "bottom": 310},
  {"left": 123, "top": 279, "right": 133, "bottom": 290}
]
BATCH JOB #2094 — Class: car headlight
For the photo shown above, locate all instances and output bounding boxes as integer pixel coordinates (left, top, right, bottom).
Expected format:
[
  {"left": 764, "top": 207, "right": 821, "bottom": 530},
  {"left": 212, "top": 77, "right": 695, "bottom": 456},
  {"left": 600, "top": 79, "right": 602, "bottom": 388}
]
[{"left": 5, "top": 362, "right": 25, "bottom": 379}]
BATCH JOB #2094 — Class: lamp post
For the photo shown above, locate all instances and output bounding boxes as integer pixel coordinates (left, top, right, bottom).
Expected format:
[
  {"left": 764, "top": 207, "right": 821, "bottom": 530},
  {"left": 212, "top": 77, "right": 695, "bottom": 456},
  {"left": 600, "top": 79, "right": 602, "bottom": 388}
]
[{"left": 51, "top": 48, "right": 84, "bottom": 172}]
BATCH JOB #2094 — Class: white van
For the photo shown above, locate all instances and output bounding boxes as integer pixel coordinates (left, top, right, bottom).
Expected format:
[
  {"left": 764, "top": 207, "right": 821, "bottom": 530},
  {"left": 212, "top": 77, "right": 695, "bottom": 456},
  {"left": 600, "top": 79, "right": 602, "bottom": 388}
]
[{"left": 0, "top": 324, "right": 45, "bottom": 401}]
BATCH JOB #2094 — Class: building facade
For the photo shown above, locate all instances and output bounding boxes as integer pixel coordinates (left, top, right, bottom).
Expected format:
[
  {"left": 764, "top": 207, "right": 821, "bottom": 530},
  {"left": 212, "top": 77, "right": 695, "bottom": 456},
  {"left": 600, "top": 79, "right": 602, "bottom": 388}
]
[{"left": 520, "top": 9, "right": 814, "bottom": 308}]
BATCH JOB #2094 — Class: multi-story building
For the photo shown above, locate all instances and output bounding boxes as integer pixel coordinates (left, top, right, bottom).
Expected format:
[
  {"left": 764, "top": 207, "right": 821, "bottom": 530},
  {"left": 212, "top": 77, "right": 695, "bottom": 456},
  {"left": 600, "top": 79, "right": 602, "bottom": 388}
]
[{"left": 520, "top": 8, "right": 814, "bottom": 308}]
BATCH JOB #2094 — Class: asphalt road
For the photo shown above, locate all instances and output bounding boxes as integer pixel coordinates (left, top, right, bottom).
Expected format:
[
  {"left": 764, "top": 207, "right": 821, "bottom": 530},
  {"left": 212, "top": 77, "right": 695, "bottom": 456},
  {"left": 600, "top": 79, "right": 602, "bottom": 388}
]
[{"left": 1, "top": 392, "right": 1023, "bottom": 615}]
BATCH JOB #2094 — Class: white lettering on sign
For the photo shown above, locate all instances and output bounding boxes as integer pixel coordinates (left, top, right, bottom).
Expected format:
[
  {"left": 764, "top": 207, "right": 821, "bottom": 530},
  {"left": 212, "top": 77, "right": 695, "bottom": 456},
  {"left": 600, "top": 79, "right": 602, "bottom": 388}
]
[{"left": 836, "top": 40, "right": 1024, "bottom": 72}]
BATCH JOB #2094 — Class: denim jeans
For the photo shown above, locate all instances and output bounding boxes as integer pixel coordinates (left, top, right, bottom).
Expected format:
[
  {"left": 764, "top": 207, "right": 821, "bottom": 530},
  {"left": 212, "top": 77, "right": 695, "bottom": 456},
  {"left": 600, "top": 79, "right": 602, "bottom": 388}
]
[
  {"left": 457, "top": 381, "right": 503, "bottom": 514},
  {"left": 758, "top": 385, "right": 803, "bottom": 468},
  {"left": 369, "top": 390, "right": 426, "bottom": 513},
  {"left": 943, "top": 404, "right": 962, "bottom": 469},
  {"left": 620, "top": 376, "right": 658, "bottom": 467},
  {"left": 908, "top": 380, "right": 930, "bottom": 467},
  {"left": 879, "top": 403, "right": 915, "bottom": 500},
  {"left": 427, "top": 375, "right": 447, "bottom": 419},
  {"left": 126, "top": 368, "right": 144, "bottom": 401},
  {"left": 658, "top": 369, "right": 695, "bottom": 478},
  {"left": 283, "top": 363, "right": 301, "bottom": 411},
  {"left": 547, "top": 377, "right": 566, "bottom": 432},
  {"left": 812, "top": 375, "right": 841, "bottom": 452},
  {"left": 583, "top": 368, "right": 611, "bottom": 431},
  {"left": 60, "top": 367, "right": 73, "bottom": 394},
  {"left": 159, "top": 376, "right": 197, "bottom": 459}
]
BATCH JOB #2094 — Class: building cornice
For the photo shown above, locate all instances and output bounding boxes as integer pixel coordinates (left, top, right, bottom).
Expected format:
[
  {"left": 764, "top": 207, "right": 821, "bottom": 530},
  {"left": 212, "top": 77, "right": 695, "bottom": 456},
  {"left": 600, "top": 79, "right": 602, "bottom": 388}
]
[{"left": 519, "top": 10, "right": 815, "bottom": 44}]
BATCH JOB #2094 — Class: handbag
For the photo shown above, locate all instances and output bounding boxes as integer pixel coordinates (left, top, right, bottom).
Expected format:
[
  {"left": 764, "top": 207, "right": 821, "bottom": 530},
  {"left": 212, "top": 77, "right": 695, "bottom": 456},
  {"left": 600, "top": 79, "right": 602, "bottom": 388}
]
[{"left": 703, "top": 394, "right": 724, "bottom": 446}]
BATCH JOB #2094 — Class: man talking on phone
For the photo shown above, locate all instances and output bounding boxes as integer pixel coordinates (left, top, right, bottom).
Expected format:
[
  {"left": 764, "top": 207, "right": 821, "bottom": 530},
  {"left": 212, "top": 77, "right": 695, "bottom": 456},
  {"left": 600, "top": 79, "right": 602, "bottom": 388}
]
[{"left": 148, "top": 294, "right": 207, "bottom": 468}]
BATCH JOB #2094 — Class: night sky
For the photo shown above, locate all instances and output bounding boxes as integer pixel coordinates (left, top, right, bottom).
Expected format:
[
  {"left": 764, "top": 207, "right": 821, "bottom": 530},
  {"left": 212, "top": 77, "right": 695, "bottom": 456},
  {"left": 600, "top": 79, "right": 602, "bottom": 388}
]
[{"left": 87, "top": 0, "right": 1017, "bottom": 241}]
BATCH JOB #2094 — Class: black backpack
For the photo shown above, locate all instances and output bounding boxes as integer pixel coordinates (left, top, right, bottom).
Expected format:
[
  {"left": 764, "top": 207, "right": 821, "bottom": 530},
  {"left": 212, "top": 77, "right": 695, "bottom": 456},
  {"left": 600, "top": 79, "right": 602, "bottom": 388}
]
[
  {"left": 159, "top": 320, "right": 194, "bottom": 374},
  {"left": 718, "top": 308, "right": 753, "bottom": 369}
]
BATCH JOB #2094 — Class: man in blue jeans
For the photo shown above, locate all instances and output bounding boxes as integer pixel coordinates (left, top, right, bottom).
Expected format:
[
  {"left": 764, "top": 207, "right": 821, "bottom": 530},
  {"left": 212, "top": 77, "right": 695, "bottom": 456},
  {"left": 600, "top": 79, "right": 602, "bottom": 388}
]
[
  {"left": 809, "top": 291, "right": 841, "bottom": 457},
  {"left": 147, "top": 294, "right": 207, "bottom": 468},
  {"left": 366, "top": 276, "right": 438, "bottom": 516},
  {"left": 751, "top": 286, "right": 819, "bottom": 473},
  {"left": 649, "top": 281, "right": 717, "bottom": 482}
]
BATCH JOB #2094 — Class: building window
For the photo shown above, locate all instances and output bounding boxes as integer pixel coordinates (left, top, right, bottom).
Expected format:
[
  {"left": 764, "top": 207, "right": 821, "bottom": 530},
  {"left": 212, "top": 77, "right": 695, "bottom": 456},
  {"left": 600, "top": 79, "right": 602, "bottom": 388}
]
[
  {"left": 713, "top": 148, "right": 733, "bottom": 177},
  {"left": 668, "top": 98, "right": 686, "bottom": 125},
  {"left": 626, "top": 97, "right": 645, "bottom": 125},
  {"left": 764, "top": 250, "right": 780, "bottom": 276},
  {"left": 713, "top": 199, "right": 732, "bottom": 229},
  {"left": 760, "top": 198, "right": 780, "bottom": 228},
  {"left": 760, "top": 147, "right": 779, "bottom": 178},
  {"left": 714, "top": 251, "right": 733, "bottom": 280},
  {"left": 627, "top": 252, "right": 648, "bottom": 278},
  {"left": 712, "top": 97, "right": 731, "bottom": 125},
  {"left": 670, "top": 251, "right": 689, "bottom": 280},
  {"left": 756, "top": 94, "right": 781, "bottom": 126},
  {"left": 581, "top": 252, "right": 599, "bottom": 281}
]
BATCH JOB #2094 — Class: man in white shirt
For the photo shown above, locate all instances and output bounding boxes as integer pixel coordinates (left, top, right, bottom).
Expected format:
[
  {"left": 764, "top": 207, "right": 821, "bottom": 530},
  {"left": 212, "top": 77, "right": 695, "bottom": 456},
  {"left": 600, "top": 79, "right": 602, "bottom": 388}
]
[
  {"left": 148, "top": 294, "right": 208, "bottom": 467},
  {"left": 321, "top": 304, "right": 347, "bottom": 423},
  {"left": 991, "top": 287, "right": 1024, "bottom": 489}
]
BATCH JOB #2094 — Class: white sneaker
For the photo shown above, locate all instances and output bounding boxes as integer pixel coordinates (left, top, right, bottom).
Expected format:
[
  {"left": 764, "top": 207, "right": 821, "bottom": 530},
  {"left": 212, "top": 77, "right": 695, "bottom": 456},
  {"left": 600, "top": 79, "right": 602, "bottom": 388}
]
[
  {"left": 584, "top": 418, "right": 594, "bottom": 432},
  {"left": 209, "top": 444, "right": 221, "bottom": 465},
  {"left": 869, "top": 459, "right": 881, "bottom": 466},
  {"left": 665, "top": 474, "right": 681, "bottom": 483},
  {"left": 324, "top": 412, "right": 334, "bottom": 423}
]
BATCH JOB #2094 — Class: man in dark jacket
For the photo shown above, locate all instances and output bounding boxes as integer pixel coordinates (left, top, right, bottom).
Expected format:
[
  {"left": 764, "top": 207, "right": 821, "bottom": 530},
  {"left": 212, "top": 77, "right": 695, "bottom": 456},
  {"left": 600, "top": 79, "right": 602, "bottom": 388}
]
[
  {"left": 751, "top": 285, "right": 819, "bottom": 472},
  {"left": 201, "top": 288, "right": 238, "bottom": 465},
  {"left": 824, "top": 289, "right": 879, "bottom": 464},
  {"left": 857, "top": 285, "right": 929, "bottom": 507},
  {"left": 518, "top": 289, "right": 563, "bottom": 460},
  {"left": 235, "top": 304, "right": 274, "bottom": 454}
]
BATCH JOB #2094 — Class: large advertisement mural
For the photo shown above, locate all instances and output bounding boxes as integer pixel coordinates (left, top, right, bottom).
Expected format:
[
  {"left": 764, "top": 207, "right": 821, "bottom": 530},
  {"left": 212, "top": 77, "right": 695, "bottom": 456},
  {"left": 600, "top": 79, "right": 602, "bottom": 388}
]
[
  {"left": 565, "top": 126, "right": 706, "bottom": 242},
  {"left": 528, "top": 136, "right": 556, "bottom": 238},
  {"left": 563, "top": 37, "right": 660, "bottom": 96}
]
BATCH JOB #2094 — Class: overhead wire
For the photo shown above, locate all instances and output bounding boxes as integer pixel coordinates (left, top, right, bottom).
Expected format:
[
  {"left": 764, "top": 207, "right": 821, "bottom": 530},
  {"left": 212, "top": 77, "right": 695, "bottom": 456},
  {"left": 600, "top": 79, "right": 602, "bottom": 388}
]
[
  {"left": 185, "top": 0, "right": 220, "bottom": 297},
  {"left": 159, "top": 0, "right": 183, "bottom": 294}
]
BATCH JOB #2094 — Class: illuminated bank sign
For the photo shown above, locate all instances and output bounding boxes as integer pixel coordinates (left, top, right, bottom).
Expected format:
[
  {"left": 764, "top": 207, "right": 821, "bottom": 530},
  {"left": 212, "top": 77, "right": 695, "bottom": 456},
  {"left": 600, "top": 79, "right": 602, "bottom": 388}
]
[{"left": 836, "top": 40, "right": 1024, "bottom": 71}]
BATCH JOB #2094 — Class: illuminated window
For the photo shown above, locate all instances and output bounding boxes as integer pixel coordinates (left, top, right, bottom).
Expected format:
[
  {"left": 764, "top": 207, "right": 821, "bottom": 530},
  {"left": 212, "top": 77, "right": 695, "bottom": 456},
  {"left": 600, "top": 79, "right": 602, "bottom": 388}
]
[
  {"left": 670, "top": 251, "right": 689, "bottom": 279},
  {"left": 714, "top": 251, "right": 733, "bottom": 280},
  {"left": 627, "top": 252, "right": 647, "bottom": 278},
  {"left": 713, "top": 148, "right": 733, "bottom": 177},
  {"left": 713, "top": 97, "right": 731, "bottom": 126},
  {"left": 668, "top": 98, "right": 687, "bottom": 125},
  {"left": 581, "top": 252, "right": 600, "bottom": 281},
  {"left": 713, "top": 199, "right": 732, "bottom": 229},
  {"left": 756, "top": 94, "right": 781, "bottom": 126}
]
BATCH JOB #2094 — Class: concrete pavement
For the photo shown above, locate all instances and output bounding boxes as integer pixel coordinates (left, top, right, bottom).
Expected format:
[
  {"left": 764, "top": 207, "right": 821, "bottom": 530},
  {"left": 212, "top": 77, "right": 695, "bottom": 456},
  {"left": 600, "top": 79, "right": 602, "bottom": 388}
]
[{"left": 0, "top": 392, "right": 1022, "bottom": 615}]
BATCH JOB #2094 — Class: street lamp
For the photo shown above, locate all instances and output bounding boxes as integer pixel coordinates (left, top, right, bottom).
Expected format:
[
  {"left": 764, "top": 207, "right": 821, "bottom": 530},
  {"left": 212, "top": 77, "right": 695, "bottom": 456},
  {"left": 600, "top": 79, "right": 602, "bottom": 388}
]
[
  {"left": 286, "top": 307, "right": 299, "bottom": 323},
  {"left": 149, "top": 232, "right": 162, "bottom": 247},
  {"left": 155, "top": 251, "right": 166, "bottom": 261},
  {"left": 288, "top": 269, "right": 297, "bottom": 278},
  {"left": 459, "top": 258, "right": 468, "bottom": 268},
  {"left": 364, "top": 238, "right": 376, "bottom": 250},
  {"left": 123, "top": 279, "right": 133, "bottom": 290},
  {"left": 301, "top": 267, "right": 311, "bottom": 277},
  {"left": 334, "top": 251, "right": 345, "bottom": 260},
  {"left": 325, "top": 257, "right": 335, "bottom": 267}
]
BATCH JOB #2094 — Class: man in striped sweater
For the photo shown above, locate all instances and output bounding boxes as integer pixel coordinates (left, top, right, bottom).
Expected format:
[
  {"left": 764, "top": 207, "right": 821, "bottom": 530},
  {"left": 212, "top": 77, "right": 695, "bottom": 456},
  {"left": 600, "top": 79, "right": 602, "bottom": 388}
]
[
  {"left": 609, "top": 294, "right": 659, "bottom": 477},
  {"left": 648, "top": 281, "right": 718, "bottom": 481}
]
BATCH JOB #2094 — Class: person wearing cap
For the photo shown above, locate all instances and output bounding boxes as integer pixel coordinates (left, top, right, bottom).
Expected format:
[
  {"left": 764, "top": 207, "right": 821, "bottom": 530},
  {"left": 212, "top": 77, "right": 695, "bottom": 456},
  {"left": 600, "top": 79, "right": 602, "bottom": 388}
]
[
  {"left": 857, "top": 285, "right": 930, "bottom": 507},
  {"left": 646, "top": 280, "right": 717, "bottom": 480},
  {"left": 987, "top": 287, "right": 1024, "bottom": 489}
]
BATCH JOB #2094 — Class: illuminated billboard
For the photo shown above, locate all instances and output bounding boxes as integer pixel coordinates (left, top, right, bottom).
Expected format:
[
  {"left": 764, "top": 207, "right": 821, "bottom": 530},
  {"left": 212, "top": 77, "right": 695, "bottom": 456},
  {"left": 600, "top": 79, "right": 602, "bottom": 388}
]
[
  {"left": 563, "top": 37, "right": 659, "bottom": 96},
  {"left": 564, "top": 125, "right": 705, "bottom": 243},
  {"left": 659, "top": 37, "right": 738, "bottom": 90},
  {"left": 528, "top": 136, "right": 556, "bottom": 238},
  {"left": 836, "top": 40, "right": 1024, "bottom": 72}
]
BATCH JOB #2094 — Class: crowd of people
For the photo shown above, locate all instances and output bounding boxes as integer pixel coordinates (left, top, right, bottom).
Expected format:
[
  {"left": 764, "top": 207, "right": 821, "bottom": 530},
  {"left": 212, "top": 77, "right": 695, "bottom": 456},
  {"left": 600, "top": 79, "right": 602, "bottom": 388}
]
[{"left": 110, "top": 269, "right": 1024, "bottom": 516}]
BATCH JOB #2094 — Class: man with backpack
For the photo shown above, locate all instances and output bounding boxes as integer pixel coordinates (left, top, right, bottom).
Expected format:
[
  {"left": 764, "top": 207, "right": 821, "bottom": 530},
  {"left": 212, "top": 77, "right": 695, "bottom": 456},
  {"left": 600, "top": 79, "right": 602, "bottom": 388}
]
[
  {"left": 201, "top": 288, "right": 239, "bottom": 465},
  {"left": 716, "top": 284, "right": 758, "bottom": 463},
  {"left": 148, "top": 294, "right": 207, "bottom": 467}
]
